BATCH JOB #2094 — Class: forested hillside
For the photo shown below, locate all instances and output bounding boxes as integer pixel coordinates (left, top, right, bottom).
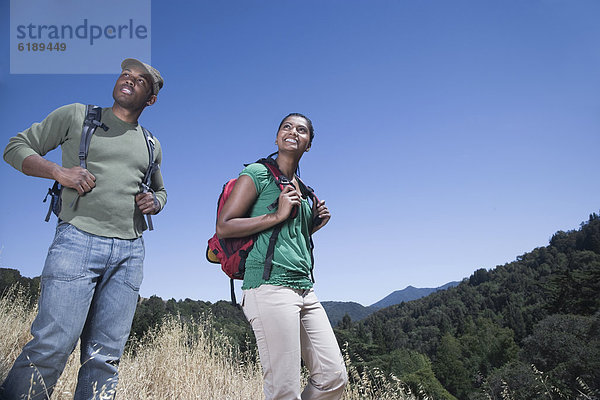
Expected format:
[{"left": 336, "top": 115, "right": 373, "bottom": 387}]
[
  {"left": 321, "top": 301, "right": 376, "bottom": 327},
  {"left": 335, "top": 214, "right": 600, "bottom": 399}
]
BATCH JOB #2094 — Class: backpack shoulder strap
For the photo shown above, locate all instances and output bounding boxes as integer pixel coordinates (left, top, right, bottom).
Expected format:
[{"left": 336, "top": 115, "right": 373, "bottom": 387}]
[
  {"left": 295, "top": 177, "right": 317, "bottom": 203},
  {"left": 78, "top": 105, "right": 108, "bottom": 169},
  {"left": 252, "top": 157, "right": 288, "bottom": 212},
  {"left": 250, "top": 155, "right": 287, "bottom": 281},
  {"left": 67, "top": 105, "right": 108, "bottom": 212},
  {"left": 141, "top": 126, "right": 158, "bottom": 188},
  {"left": 140, "top": 126, "right": 158, "bottom": 231}
]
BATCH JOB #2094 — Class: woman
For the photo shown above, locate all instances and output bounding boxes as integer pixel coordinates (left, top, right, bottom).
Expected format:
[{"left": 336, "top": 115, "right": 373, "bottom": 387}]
[{"left": 216, "top": 113, "right": 348, "bottom": 400}]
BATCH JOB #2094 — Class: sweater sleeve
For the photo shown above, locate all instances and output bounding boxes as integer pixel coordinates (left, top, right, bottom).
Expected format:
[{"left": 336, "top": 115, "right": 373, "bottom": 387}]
[{"left": 3, "top": 104, "right": 78, "bottom": 172}]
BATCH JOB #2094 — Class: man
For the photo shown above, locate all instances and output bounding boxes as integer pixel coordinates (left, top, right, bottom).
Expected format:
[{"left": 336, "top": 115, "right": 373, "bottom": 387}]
[{"left": 0, "top": 58, "right": 167, "bottom": 399}]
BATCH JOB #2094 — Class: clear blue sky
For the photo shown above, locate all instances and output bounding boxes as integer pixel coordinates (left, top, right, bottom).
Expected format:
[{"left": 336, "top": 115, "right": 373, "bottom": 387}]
[{"left": 1, "top": 1, "right": 599, "bottom": 306}]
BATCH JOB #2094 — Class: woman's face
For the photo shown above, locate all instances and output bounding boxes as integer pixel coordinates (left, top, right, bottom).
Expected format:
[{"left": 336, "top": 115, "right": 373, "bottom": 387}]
[{"left": 276, "top": 116, "right": 311, "bottom": 153}]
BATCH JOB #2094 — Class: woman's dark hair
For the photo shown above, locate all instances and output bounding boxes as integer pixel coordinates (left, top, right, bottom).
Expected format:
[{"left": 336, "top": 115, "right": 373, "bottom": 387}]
[{"left": 278, "top": 113, "right": 315, "bottom": 145}]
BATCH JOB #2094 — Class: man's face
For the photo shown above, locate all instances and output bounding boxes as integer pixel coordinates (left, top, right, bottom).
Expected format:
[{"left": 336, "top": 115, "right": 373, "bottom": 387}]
[{"left": 112, "top": 66, "right": 155, "bottom": 111}]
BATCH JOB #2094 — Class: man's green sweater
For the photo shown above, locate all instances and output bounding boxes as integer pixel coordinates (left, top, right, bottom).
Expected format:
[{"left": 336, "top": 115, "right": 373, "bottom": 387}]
[{"left": 4, "top": 103, "right": 167, "bottom": 239}]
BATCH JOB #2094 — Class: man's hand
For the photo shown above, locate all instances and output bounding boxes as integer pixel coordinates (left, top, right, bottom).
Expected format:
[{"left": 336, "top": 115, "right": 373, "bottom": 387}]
[
  {"left": 136, "top": 192, "right": 160, "bottom": 215},
  {"left": 22, "top": 154, "right": 96, "bottom": 196},
  {"left": 55, "top": 166, "right": 96, "bottom": 196}
]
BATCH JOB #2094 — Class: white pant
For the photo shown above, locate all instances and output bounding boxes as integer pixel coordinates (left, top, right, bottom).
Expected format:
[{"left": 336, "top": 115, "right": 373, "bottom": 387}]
[{"left": 242, "top": 285, "right": 348, "bottom": 400}]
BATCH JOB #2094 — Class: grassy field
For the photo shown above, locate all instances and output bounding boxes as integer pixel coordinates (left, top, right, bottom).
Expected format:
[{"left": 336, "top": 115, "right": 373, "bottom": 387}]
[{"left": 0, "top": 287, "right": 424, "bottom": 400}]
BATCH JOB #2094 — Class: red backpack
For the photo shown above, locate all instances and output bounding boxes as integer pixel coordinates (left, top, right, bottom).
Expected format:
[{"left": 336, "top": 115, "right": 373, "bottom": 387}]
[{"left": 206, "top": 154, "right": 320, "bottom": 304}]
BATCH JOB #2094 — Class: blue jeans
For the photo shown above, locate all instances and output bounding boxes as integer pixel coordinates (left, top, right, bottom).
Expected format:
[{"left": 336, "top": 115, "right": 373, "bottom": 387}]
[{"left": 0, "top": 222, "right": 144, "bottom": 400}]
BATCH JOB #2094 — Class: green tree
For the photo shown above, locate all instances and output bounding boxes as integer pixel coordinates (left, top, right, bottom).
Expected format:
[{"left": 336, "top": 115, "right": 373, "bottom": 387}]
[
  {"left": 434, "top": 333, "right": 470, "bottom": 397},
  {"left": 521, "top": 313, "right": 600, "bottom": 396},
  {"left": 366, "top": 349, "right": 456, "bottom": 400},
  {"left": 339, "top": 314, "right": 352, "bottom": 330}
]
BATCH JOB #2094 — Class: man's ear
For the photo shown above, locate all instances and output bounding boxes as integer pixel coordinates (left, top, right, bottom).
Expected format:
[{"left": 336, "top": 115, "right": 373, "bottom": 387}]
[{"left": 146, "top": 94, "right": 157, "bottom": 106}]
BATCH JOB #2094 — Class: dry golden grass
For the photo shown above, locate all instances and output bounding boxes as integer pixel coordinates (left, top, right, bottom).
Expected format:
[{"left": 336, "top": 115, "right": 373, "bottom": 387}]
[
  {"left": 0, "top": 286, "right": 35, "bottom": 377},
  {"left": 0, "top": 286, "right": 420, "bottom": 400},
  {"left": 117, "top": 316, "right": 264, "bottom": 399}
]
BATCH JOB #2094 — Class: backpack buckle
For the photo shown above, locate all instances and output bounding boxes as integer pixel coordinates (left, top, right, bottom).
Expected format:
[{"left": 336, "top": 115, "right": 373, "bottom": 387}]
[{"left": 277, "top": 176, "right": 291, "bottom": 186}]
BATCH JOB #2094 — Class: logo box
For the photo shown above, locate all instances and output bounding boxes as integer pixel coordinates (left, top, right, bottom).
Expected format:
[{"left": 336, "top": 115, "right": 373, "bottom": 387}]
[{"left": 10, "top": 0, "right": 151, "bottom": 74}]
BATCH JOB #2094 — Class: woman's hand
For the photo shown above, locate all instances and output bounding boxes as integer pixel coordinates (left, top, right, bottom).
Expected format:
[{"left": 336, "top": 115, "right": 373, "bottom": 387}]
[
  {"left": 312, "top": 200, "right": 331, "bottom": 233},
  {"left": 275, "top": 185, "right": 301, "bottom": 222}
]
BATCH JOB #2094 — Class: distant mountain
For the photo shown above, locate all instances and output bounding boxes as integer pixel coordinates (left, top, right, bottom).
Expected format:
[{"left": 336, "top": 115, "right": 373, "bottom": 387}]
[
  {"left": 370, "top": 281, "right": 460, "bottom": 310},
  {"left": 322, "top": 281, "right": 459, "bottom": 326}
]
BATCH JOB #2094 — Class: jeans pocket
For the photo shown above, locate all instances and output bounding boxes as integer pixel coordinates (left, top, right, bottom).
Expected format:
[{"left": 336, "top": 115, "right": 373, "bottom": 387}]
[
  {"left": 43, "top": 223, "right": 88, "bottom": 281},
  {"left": 50, "top": 221, "right": 73, "bottom": 246},
  {"left": 124, "top": 237, "right": 144, "bottom": 291}
]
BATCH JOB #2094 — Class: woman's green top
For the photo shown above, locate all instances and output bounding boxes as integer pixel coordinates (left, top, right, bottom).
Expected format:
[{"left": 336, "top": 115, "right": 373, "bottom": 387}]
[{"left": 240, "top": 163, "right": 313, "bottom": 290}]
